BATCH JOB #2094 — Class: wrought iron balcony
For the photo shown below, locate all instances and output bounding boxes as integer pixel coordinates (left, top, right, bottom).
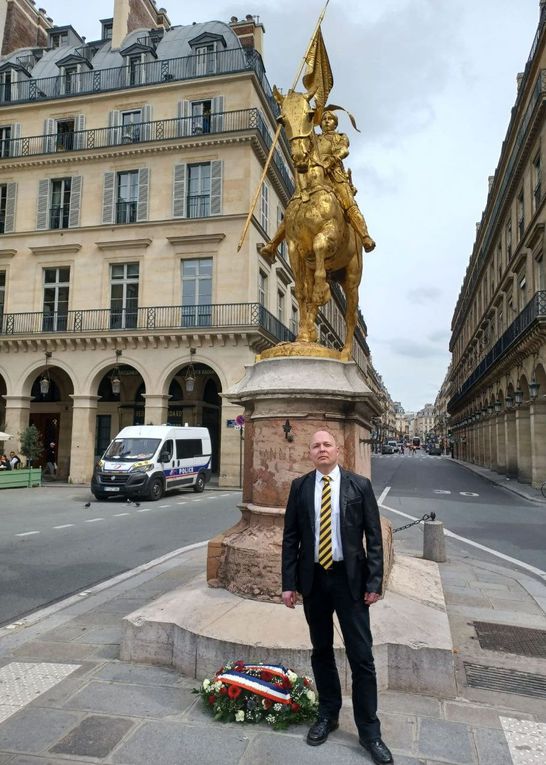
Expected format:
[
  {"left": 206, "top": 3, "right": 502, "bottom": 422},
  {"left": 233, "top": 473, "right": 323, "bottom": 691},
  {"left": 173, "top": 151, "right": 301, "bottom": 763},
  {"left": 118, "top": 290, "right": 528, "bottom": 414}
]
[
  {"left": 1, "top": 107, "right": 294, "bottom": 197},
  {"left": 0, "top": 47, "right": 278, "bottom": 112},
  {"left": 0, "top": 302, "right": 296, "bottom": 345},
  {"left": 448, "top": 290, "right": 546, "bottom": 411}
]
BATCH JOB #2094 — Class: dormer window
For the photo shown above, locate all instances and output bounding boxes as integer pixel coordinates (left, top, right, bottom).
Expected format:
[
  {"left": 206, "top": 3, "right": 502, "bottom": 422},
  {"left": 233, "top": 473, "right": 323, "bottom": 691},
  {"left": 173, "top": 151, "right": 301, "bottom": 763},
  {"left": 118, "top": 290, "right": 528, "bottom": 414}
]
[
  {"left": 188, "top": 32, "right": 227, "bottom": 77},
  {"left": 51, "top": 31, "right": 68, "bottom": 48},
  {"left": 0, "top": 70, "right": 12, "bottom": 102},
  {"left": 101, "top": 21, "right": 113, "bottom": 40},
  {"left": 128, "top": 55, "right": 142, "bottom": 86},
  {"left": 62, "top": 65, "right": 78, "bottom": 95}
]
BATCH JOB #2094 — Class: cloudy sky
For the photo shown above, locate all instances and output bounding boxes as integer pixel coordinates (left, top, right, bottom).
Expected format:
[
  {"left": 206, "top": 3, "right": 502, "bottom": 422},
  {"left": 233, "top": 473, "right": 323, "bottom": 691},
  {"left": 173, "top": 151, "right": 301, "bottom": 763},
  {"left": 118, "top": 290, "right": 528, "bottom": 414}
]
[{"left": 41, "top": 0, "right": 540, "bottom": 411}]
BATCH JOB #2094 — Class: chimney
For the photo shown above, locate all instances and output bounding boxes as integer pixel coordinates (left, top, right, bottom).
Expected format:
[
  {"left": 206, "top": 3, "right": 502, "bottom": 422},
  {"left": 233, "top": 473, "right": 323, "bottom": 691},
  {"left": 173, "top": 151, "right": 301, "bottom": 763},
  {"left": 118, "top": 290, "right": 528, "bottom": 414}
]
[
  {"left": 516, "top": 72, "right": 524, "bottom": 91},
  {"left": 1, "top": 0, "right": 53, "bottom": 56},
  {"left": 112, "top": 0, "right": 169, "bottom": 49},
  {"left": 229, "top": 13, "right": 265, "bottom": 57},
  {"left": 488, "top": 175, "right": 494, "bottom": 192}
]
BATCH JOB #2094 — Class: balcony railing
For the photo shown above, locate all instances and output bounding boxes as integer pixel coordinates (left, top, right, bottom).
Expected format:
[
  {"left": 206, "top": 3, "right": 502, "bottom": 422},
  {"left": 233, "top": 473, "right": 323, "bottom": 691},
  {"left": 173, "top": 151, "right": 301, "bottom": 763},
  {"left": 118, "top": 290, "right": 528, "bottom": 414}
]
[
  {"left": 0, "top": 302, "right": 296, "bottom": 344},
  {"left": 448, "top": 290, "right": 546, "bottom": 411},
  {"left": 0, "top": 47, "right": 278, "bottom": 113}
]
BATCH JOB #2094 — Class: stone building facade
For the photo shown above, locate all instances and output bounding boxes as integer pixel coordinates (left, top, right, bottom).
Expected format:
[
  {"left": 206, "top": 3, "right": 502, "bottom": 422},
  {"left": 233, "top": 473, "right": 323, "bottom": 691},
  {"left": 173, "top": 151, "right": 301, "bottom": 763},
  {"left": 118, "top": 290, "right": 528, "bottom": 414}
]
[
  {"left": 448, "top": 1, "right": 546, "bottom": 487},
  {"left": 0, "top": 0, "right": 373, "bottom": 486}
]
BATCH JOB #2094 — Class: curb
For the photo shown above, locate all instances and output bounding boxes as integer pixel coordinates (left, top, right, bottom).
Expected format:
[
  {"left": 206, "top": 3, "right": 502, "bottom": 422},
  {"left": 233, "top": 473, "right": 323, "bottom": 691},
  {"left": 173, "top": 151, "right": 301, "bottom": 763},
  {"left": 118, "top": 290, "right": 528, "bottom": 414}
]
[{"left": 451, "top": 458, "right": 546, "bottom": 505}]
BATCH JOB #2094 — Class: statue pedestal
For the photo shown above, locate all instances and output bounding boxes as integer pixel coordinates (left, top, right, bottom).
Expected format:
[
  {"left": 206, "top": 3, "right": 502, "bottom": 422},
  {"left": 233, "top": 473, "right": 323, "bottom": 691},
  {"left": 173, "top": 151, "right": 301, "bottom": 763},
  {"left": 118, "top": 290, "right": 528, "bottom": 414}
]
[{"left": 207, "top": 355, "right": 387, "bottom": 601}]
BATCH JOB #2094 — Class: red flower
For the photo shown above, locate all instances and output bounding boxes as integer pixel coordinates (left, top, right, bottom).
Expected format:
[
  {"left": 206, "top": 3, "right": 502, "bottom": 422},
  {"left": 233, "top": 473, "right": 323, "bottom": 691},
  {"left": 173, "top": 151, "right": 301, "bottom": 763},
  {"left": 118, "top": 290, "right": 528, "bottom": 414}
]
[
  {"left": 290, "top": 702, "right": 301, "bottom": 712},
  {"left": 303, "top": 678, "right": 310, "bottom": 687},
  {"left": 263, "top": 699, "right": 273, "bottom": 709},
  {"left": 281, "top": 678, "right": 291, "bottom": 690},
  {"left": 261, "top": 671, "right": 273, "bottom": 682},
  {"left": 228, "top": 685, "right": 242, "bottom": 699},
  {"left": 233, "top": 661, "right": 245, "bottom": 671},
  {"left": 208, "top": 694, "right": 216, "bottom": 705},
  {"left": 219, "top": 685, "right": 228, "bottom": 695}
]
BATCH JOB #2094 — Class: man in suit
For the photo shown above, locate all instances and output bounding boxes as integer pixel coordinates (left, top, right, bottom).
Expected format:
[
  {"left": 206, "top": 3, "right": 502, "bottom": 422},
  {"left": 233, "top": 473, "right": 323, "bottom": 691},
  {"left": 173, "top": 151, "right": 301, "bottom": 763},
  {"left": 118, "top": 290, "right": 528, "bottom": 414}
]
[{"left": 282, "top": 429, "right": 392, "bottom": 764}]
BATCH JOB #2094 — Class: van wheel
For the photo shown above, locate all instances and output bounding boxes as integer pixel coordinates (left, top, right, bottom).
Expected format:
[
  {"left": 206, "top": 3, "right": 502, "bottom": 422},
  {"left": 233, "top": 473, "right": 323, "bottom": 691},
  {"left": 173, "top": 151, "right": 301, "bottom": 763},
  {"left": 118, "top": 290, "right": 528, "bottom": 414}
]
[
  {"left": 148, "top": 477, "right": 164, "bottom": 501},
  {"left": 193, "top": 473, "right": 206, "bottom": 493}
]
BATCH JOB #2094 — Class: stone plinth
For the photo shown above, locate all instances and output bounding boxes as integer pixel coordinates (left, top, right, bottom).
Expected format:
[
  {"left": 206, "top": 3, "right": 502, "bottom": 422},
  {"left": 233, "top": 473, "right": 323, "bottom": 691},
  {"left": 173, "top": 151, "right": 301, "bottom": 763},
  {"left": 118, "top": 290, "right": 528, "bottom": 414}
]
[{"left": 207, "top": 355, "right": 386, "bottom": 601}]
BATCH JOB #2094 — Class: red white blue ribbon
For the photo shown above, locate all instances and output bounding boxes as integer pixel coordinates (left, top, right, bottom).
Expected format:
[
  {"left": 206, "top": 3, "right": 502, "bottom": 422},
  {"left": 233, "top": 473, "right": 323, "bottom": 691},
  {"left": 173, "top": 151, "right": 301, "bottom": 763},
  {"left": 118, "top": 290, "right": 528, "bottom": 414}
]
[{"left": 217, "top": 664, "right": 292, "bottom": 704}]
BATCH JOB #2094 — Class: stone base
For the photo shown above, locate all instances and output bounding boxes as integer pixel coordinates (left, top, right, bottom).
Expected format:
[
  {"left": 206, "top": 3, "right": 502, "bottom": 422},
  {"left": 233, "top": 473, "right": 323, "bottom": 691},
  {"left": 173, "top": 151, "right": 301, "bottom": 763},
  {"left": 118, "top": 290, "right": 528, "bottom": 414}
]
[{"left": 120, "top": 554, "right": 456, "bottom": 698}]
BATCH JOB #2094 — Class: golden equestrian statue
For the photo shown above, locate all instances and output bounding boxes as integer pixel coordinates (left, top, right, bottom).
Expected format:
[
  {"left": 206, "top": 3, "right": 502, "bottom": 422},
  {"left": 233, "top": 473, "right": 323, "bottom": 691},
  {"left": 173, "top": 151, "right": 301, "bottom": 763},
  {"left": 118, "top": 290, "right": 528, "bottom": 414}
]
[{"left": 239, "top": 12, "right": 375, "bottom": 361}]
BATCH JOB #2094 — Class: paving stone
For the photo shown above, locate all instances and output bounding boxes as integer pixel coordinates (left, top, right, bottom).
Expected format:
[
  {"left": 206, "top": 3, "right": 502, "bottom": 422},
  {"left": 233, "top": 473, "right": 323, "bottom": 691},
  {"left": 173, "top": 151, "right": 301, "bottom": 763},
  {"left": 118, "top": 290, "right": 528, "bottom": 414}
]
[
  {"left": 111, "top": 720, "right": 248, "bottom": 764},
  {"left": 73, "top": 625, "right": 122, "bottom": 644},
  {"left": 11, "top": 642, "right": 96, "bottom": 662},
  {"left": 473, "top": 727, "right": 512, "bottom": 765},
  {"left": 443, "top": 702, "right": 502, "bottom": 729},
  {"left": 241, "top": 733, "right": 361, "bottom": 765},
  {"left": 63, "top": 680, "right": 190, "bottom": 718},
  {"left": 445, "top": 592, "right": 493, "bottom": 608},
  {"left": 5, "top": 757, "right": 91, "bottom": 765},
  {"left": 477, "top": 582, "right": 518, "bottom": 593},
  {"left": 417, "top": 718, "right": 474, "bottom": 764},
  {"left": 376, "top": 711, "right": 416, "bottom": 752},
  {"left": 50, "top": 715, "right": 133, "bottom": 758},
  {"left": 378, "top": 690, "right": 442, "bottom": 718},
  {"left": 93, "top": 661, "right": 180, "bottom": 686},
  {"left": 89, "top": 644, "right": 120, "bottom": 660},
  {"left": 0, "top": 708, "right": 81, "bottom": 754}
]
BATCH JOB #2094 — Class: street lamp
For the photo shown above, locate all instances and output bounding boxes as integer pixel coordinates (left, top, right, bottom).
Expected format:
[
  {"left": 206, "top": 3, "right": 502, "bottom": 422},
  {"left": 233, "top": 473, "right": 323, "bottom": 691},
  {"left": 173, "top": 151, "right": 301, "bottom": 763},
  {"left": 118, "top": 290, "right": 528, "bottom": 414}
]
[
  {"left": 530, "top": 377, "right": 540, "bottom": 400},
  {"left": 185, "top": 348, "right": 197, "bottom": 393},
  {"left": 514, "top": 388, "right": 524, "bottom": 406},
  {"left": 39, "top": 352, "right": 52, "bottom": 397},
  {"left": 505, "top": 394, "right": 514, "bottom": 409},
  {"left": 110, "top": 350, "right": 122, "bottom": 396}
]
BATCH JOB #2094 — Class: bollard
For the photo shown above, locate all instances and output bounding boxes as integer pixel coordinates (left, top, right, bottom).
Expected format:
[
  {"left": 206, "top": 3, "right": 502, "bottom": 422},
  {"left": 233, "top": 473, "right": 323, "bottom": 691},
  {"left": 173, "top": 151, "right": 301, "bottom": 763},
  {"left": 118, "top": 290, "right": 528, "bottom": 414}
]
[{"left": 423, "top": 519, "right": 447, "bottom": 562}]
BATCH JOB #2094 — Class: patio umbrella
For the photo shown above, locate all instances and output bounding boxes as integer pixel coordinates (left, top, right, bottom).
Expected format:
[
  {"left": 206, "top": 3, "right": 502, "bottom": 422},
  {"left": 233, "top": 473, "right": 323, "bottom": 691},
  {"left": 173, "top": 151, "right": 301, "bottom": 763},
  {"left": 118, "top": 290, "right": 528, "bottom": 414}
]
[{"left": 0, "top": 431, "right": 12, "bottom": 439}]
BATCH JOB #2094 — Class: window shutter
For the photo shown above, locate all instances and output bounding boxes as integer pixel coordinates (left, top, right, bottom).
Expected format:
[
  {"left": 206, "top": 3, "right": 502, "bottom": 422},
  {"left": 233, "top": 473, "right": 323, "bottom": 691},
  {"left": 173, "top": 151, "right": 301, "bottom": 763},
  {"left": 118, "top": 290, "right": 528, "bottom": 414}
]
[
  {"left": 43, "top": 118, "right": 55, "bottom": 153},
  {"left": 4, "top": 182, "right": 17, "bottom": 232},
  {"left": 108, "top": 110, "right": 121, "bottom": 145},
  {"left": 211, "top": 95, "right": 224, "bottom": 132},
  {"left": 68, "top": 175, "right": 82, "bottom": 228},
  {"left": 177, "top": 100, "right": 191, "bottom": 137},
  {"left": 36, "top": 179, "right": 50, "bottom": 229},
  {"left": 142, "top": 103, "right": 153, "bottom": 141},
  {"left": 137, "top": 167, "right": 149, "bottom": 222},
  {"left": 10, "top": 122, "right": 21, "bottom": 157},
  {"left": 75, "top": 113, "right": 86, "bottom": 150},
  {"left": 102, "top": 171, "right": 115, "bottom": 224},
  {"left": 210, "top": 160, "right": 223, "bottom": 216},
  {"left": 173, "top": 163, "right": 187, "bottom": 218}
]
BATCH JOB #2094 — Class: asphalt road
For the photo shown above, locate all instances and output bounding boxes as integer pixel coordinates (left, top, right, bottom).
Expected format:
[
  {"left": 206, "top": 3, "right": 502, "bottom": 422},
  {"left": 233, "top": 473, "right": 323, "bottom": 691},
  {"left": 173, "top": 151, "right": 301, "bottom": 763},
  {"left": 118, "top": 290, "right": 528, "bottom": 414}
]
[
  {"left": 371, "top": 452, "right": 546, "bottom": 574},
  {"left": 0, "top": 485, "right": 241, "bottom": 627}
]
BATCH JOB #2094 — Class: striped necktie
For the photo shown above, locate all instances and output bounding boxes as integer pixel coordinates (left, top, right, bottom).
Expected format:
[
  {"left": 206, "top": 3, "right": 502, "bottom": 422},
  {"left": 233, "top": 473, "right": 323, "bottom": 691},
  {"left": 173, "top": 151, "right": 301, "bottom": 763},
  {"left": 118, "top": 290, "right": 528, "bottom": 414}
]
[{"left": 318, "top": 474, "right": 333, "bottom": 570}]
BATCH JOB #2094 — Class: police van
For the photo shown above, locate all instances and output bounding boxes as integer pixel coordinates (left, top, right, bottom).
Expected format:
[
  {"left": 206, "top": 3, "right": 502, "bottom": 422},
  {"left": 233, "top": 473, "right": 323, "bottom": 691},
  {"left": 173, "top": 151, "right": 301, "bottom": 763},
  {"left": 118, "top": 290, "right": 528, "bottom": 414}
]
[{"left": 91, "top": 425, "right": 212, "bottom": 501}]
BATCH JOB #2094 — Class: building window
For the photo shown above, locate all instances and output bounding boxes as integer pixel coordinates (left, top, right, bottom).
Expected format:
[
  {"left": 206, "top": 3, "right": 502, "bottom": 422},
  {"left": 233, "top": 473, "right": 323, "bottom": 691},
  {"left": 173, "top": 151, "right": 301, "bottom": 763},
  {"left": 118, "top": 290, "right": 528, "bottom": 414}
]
[
  {"left": 62, "top": 65, "right": 78, "bottom": 95},
  {"left": 0, "top": 70, "right": 12, "bottom": 102},
  {"left": 497, "top": 309, "right": 503, "bottom": 334},
  {"left": 50, "top": 31, "right": 68, "bottom": 48},
  {"left": 518, "top": 273, "right": 527, "bottom": 311},
  {"left": 258, "top": 270, "right": 268, "bottom": 307},
  {"left": 497, "top": 241, "right": 503, "bottom": 281},
  {"left": 56, "top": 119, "right": 74, "bottom": 151},
  {"left": 116, "top": 171, "right": 139, "bottom": 224},
  {"left": 187, "top": 163, "right": 211, "bottom": 218},
  {"left": 181, "top": 258, "right": 212, "bottom": 326},
  {"left": 0, "top": 270, "right": 5, "bottom": 320},
  {"left": 0, "top": 184, "right": 7, "bottom": 233},
  {"left": 50, "top": 178, "right": 72, "bottom": 229},
  {"left": 0, "top": 126, "right": 11, "bottom": 158},
  {"left": 533, "top": 152, "right": 542, "bottom": 212},
  {"left": 277, "top": 289, "right": 285, "bottom": 323},
  {"left": 290, "top": 303, "right": 298, "bottom": 335},
  {"left": 121, "top": 110, "right": 142, "bottom": 143},
  {"left": 110, "top": 263, "right": 139, "bottom": 329},
  {"left": 517, "top": 189, "right": 524, "bottom": 240},
  {"left": 195, "top": 44, "right": 215, "bottom": 76},
  {"left": 505, "top": 219, "right": 512, "bottom": 261},
  {"left": 191, "top": 100, "right": 212, "bottom": 134},
  {"left": 537, "top": 255, "right": 545, "bottom": 291},
  {"left": 128, "top": 55, "right": 142, "bottom": 86},
  {"left": 260, "top": 183, "right": 269, "bottom": 233},
  {"left": 101, "top": 21, "right": 113, "bottom": 40},
  {"left": 43, "top": 267, "right": 70, "bottom": 331}
]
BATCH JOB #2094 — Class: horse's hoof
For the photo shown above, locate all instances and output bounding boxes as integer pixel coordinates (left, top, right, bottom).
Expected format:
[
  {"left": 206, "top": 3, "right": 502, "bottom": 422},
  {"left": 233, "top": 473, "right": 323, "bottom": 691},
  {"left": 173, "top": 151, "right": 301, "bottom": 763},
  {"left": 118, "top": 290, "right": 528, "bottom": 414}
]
[
  {"left": 363, "top": 236, "right": 376, "bottom": 253},
  {"left": 260, "top": 244, "right": 276, "bottom": 264}
]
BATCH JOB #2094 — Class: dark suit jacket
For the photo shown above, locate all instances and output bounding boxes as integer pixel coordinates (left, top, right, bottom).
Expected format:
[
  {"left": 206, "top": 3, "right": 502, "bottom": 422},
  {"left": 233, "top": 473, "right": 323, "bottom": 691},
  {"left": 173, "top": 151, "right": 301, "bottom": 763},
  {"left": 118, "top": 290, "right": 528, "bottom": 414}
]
[{"left": 281, "top": 467, "right": 384, "bottom": 601}]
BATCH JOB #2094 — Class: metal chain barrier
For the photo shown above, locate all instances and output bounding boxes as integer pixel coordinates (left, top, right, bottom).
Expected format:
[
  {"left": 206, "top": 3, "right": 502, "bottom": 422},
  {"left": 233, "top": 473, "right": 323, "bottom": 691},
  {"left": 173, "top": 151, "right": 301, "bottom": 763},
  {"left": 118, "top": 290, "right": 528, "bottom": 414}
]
[{"left": 392, "top": 512, "right": 436, "bottom": 533}]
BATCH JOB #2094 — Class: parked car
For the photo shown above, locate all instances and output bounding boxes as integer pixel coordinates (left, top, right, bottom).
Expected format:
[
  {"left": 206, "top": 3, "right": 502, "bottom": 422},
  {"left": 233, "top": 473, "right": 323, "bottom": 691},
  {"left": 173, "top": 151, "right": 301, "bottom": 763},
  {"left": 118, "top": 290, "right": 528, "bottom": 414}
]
[
  {"left": 428, "top": 445, "right": 442, "bottom": 456},
  {"left": 381, "top": 443, "right": 395, "bottom": 454},
  {"left": 387, "top": 440, "right": 399, "bottom": 453}
]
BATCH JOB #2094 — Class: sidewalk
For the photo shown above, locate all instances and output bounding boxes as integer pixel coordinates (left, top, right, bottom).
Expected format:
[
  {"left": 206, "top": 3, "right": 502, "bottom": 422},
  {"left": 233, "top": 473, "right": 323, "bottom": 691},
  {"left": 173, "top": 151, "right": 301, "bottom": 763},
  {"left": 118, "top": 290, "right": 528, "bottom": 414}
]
[
  {"left": 449, "top": 457, "right": 546, "bottom": 505},
  {"left": 0, "top": 538, "right": 545, "bottom": 763}
]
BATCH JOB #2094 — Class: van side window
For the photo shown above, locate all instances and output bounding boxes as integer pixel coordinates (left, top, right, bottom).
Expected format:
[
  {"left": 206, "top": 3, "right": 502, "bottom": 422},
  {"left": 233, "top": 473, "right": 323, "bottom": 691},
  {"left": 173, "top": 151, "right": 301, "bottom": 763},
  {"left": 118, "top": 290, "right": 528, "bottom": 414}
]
[
  {"left": 176, "top": 438, "right": 203, "bottom": 459},
  {"left": 161, "top": 440, "right": 174, "bottom": 461}
]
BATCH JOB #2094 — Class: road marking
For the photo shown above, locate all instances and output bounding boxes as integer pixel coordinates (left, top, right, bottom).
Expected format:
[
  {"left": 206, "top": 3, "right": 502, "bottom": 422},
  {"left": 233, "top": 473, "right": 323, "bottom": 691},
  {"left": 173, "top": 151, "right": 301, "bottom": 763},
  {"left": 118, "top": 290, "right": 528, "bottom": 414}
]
[
  {"left": 113, "top": 512, "right": 130, "bottom": 517},
  {"left": 377, "top": 487, "right": 390, "bottom": 505},
  {"left": 84, "top": 518, "right": 103, "bottom": 523},
  {"left": 193, "top": 499, "right": 202, "bottom": 502},
  {"left": 177, "top": 501, "right": 187, "bottom": 505},
  {"left": 137, "top": 508, "right": 151, "bottom": 513},
  {"left": 500, "top": 716, "right": 546, "bottom": 764},
  {"left": 379, "top": 500, "right": 546, "bottom": 581},
  {"left": 460, "top": 491, "right": 479, "bottom": 497},
  {"left": 0, "top": 662, "right": 80, "bottom": 725},
  {"left": 53, "top": 524, "right": 75, "bottom": 529},
  {"left": 434, "top": 490, "right": 451, "bottom": 494},
  {"left": 16, "top": 531, "right": 40, "bottom": 537},
  {"left": 159, "top": 504, "right": 170, "bottom": 508}
]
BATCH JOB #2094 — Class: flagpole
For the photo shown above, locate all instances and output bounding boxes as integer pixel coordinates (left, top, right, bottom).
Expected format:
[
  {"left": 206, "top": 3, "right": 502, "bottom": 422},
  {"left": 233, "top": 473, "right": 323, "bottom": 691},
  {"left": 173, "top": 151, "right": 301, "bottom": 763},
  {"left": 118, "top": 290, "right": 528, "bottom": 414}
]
[{"left": 236, "top": 0, "right": 331, "bottom": 252}]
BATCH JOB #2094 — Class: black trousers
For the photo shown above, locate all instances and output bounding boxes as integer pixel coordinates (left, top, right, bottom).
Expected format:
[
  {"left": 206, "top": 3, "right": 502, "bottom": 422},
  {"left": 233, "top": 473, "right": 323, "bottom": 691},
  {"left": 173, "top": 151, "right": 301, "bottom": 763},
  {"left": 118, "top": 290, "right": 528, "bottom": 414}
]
[{"left": 303, "top": 562, "right": 381, "bottom": 740}]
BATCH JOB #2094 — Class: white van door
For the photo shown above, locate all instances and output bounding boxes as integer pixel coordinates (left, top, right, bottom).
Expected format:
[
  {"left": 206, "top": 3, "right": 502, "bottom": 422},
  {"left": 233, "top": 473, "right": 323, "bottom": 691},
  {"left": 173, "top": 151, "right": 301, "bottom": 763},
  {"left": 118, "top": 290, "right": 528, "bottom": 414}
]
[
  {"left": 175, "top": 436, "right": 205, "bottom": 486},
  {"left": 159, "top": 438, "right": 182, "bottom": 490}
]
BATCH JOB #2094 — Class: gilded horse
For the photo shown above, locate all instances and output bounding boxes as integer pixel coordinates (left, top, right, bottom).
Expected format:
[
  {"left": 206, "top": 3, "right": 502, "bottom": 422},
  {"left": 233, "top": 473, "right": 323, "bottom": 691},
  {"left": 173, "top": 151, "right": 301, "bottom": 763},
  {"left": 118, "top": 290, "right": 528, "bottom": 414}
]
[{"left": 269, "top": 88, "right": 364, "bottom": 359}]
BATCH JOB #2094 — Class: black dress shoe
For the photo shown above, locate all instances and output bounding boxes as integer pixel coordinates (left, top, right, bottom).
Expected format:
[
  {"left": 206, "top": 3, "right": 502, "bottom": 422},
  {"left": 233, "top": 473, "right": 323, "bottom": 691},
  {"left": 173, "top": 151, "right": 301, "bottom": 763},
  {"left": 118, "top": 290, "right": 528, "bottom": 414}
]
[
  {"left": 306, "top": 716, "right": 339, "bottom": 746},
  {"left": 359, "top": 737, "right": 393, "bottom": 764}
]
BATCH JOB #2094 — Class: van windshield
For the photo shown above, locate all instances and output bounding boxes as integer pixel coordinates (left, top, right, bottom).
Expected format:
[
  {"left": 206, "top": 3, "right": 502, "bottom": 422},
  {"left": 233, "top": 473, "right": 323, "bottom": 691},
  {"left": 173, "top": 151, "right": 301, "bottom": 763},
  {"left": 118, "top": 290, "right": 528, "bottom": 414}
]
[{"left": 104, "top": 438, "right": 161, "bottom": 462}]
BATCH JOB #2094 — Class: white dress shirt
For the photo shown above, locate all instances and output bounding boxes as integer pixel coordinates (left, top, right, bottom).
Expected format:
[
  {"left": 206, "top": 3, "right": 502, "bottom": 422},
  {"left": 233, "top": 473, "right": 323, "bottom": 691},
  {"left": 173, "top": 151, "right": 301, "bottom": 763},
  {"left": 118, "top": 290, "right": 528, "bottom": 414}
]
[{"left": 314, "top": 464, "right": 343, "bottom": 562}]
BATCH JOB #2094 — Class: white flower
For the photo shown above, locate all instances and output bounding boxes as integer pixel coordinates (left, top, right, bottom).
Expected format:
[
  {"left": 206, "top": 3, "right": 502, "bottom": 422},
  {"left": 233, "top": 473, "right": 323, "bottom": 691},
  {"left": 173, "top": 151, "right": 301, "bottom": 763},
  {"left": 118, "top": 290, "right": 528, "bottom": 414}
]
[
  {"left": 266, "top": 714, "right": 276, "bottom": 724},
  {"left": 273, "top": 703, "right": 283, "bottom": 711},
  {"left": 306, "top": 690, "right": 316, "bottom": 702},
  {"left": 212, "top": 681, "right": 222, "bottom": 692},
  {"left": 235, "top": 710, "right": 245, "bottom": 722},
  {"left": 287, "top": 670, "right": 298, "bottom": 684},
  {"left": 202, "top": 679, "right": 210, "bottom": 690}
]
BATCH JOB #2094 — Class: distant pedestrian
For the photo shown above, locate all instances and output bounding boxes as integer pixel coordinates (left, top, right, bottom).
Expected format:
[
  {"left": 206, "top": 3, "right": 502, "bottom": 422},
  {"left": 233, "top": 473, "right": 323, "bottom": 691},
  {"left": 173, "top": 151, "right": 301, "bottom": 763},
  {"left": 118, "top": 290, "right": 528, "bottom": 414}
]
[
  {"left": 9, "top": 451, "right": 21, "bottom": 469},
  {"left": 45, "top": 442, "right": 57, "bottom": 476},
  {"left": 0, "top": 454, "right": 11, "bottom": 470}
]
